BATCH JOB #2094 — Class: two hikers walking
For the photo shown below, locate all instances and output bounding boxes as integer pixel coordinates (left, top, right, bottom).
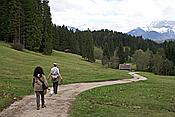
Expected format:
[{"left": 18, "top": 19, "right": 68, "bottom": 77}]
[{"left": 32, "top": 63, "right": 63, "bottom": 110}]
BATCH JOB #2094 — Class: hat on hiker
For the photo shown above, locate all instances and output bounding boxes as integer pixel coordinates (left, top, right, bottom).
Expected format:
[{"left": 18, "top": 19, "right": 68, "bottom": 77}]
[{"left": 53, "top": 63, "right": 57, "bottom": 66}]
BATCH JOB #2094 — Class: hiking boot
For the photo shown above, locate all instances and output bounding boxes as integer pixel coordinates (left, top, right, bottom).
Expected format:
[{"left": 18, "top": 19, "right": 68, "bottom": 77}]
[{"left": 42, "top": 104, "right": 46, "bottom": 108}]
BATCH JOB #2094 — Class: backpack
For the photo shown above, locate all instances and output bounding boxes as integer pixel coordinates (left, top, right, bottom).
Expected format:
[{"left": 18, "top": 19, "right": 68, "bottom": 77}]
[{"left": 51, "top": 67, "right": 59, "bottom": 79}]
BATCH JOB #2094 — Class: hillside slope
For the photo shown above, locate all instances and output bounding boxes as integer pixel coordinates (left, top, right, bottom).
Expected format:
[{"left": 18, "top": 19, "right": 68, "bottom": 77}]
[{"left": 0, "top": 42, "right": 130, "bottom": 111}]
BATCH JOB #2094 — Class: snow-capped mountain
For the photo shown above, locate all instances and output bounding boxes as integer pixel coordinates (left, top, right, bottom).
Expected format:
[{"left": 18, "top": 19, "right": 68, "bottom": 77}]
[
  {"left": 76, "top": 24, "right": 89, "bottom": 31},
  {"left": 128, "top": 20, "right": 175, "bottom": 40},
  {"left": 146, "top": 20, "right": 175, "bottom": 33},
  {"left": 68, "top": 24, "right": 98, "bottom": 32},
  {"left": 77, "top": 24, "right": 98, "bottom": 31},
  {"left": 67, "top": 26, "right": 78, "bottom": 32}
]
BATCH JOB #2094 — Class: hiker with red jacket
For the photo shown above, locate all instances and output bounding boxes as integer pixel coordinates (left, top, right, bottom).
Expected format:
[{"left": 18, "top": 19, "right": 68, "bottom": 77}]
[{"left": 48, "top": 63, "right": 63, "bottom": 94}]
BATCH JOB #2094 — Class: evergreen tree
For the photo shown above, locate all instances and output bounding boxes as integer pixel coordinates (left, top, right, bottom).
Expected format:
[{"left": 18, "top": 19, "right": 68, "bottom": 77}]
[
  {"left": 77, "top": 31, "right": 84, "bottom": 55},
  {"left": 7, "top": 0, "right": 24, "bottom": 50},
  {"left": 73, "top": 31, "right": 81, "bottom": 54},
  {"left": 80, "top": 30, "right": 95, "bottom": 62},
  {"left": 102, "top": 42, "right": 110, "bottom": 65},
  {"left": 102, "top": 42, "right": 110, "bottom": 60},
  {"left": 164, "top": 41, "right": 175, "bottom": 65},
  {"left": 52, "top": 24, "right": 60, "bottom": 51},
  {"left": 58, "top": 25, "right": 69, "bottom": 51},
  {"left": 40, "top": 0, "right": 53, "bottom": 54},
  {"left": 21, "top": 0, "right": 42, "bottom": 51},
  {"left": 116, "top": 43, "right": 125, "bottom": 64},
  {"left": 123, "top": 46, "right": 130, "bottom": 62},
  {"left": 145, "top": 49, "right": 154, "bottom": 72},
  {"left": 70, "top": 30, "right": 80, "bottom": 54},
  {"left": 0, "top": 0, "right": 8, "bottom": 41}
]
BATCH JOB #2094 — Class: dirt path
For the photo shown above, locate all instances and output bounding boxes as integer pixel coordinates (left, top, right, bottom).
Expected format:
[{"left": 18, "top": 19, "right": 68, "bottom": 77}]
[{"left": 0, "top": 72, "right": 147, "bottom": 117}]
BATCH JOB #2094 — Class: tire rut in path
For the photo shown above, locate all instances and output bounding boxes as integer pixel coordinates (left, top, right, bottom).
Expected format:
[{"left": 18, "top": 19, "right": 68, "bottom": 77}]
[{"left": 0, "top": 72, "right": 147, "bottom": 117}]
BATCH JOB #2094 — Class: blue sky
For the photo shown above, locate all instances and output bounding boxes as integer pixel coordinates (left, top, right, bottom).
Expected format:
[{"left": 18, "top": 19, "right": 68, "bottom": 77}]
[{"left": 49, "top": 0, "right": 175, "bottom": 33}]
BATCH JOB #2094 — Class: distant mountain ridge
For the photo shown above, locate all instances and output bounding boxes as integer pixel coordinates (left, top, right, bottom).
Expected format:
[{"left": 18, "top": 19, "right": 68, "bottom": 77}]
[
  {"left": 127, "top": 20, "right": 175, "bottom": 40},
  {"left": 67, "top": 24, "right": 98, "bottom": 32}
]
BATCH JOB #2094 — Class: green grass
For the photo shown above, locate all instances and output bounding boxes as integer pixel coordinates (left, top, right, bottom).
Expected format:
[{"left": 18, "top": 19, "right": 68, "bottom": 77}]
[
  {"left": 0, "top": 41, "right": 130, "bottom": 111},
  {"left": 70, "top": 72, "right": 175, "bottom": 117}
]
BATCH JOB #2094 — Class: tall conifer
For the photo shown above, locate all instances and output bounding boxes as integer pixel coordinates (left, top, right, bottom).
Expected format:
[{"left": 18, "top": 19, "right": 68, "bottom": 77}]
[{"left": 40, "top": 0, "right": 53, "bottom": 54}]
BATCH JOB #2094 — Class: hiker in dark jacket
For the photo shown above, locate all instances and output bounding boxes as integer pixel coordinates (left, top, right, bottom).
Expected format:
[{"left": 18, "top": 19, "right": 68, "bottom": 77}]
[{"left": 32, "top": 66, "right": 48, "bottom": 110}]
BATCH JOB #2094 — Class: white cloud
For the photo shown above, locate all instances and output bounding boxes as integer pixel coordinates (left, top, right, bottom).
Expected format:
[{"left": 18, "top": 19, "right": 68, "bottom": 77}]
[{"left": 49, "top": 0, "right": 175, "bottom": 32}]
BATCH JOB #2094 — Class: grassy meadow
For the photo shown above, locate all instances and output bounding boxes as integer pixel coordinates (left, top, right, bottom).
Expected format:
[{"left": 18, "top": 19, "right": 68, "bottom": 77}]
[
  {"left": 70, "top": 72, "right": 175, "bottom": 117},
  {"left": 0, "top": 42, "right": 130, "bottom": 111}
]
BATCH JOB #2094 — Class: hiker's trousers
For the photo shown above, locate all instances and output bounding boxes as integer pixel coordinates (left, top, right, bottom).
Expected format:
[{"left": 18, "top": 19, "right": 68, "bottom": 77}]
[
  {"left": 35, "top": 91, "right": 44, "bottom": 107},
  {"left": 53, "top": 81, "right": 58, "bottom": 94}
]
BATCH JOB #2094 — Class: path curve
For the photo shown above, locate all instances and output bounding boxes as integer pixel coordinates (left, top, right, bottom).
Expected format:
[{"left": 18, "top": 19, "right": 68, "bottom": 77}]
[{"left": 0, "top": 72, "right": 147, "bottom": 117}]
